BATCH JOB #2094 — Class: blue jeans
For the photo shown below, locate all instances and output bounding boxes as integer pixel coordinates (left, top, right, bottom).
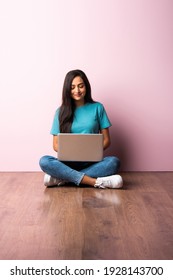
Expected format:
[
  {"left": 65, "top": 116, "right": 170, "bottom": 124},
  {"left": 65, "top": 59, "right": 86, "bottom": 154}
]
[{"left": 39, "top": 155, "right": 120, "bottom": 186}]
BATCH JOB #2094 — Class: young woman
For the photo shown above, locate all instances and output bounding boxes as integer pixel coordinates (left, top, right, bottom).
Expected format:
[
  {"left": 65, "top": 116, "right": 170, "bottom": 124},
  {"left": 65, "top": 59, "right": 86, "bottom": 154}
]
[{"left": 39, "top": 70, "right": 123, "bottom": 188}]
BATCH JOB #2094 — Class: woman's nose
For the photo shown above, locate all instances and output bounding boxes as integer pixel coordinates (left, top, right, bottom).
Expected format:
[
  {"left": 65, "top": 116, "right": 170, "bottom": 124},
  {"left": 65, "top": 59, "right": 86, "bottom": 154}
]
[{"left": 75, "top": 86, "right": 80, "bottom": 92}]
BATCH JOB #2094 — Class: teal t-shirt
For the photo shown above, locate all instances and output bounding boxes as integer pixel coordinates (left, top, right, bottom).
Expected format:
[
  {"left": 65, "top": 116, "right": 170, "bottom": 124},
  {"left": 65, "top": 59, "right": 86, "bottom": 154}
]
[{"left": 50, "top": 102, "right": 112, "bottom": 135}]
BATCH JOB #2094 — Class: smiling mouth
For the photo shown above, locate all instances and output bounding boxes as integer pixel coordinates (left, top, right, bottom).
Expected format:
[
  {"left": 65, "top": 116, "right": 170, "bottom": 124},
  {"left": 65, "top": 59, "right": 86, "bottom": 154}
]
[{"left": 73, "top": 93, "right": 83, "bottom": 97}]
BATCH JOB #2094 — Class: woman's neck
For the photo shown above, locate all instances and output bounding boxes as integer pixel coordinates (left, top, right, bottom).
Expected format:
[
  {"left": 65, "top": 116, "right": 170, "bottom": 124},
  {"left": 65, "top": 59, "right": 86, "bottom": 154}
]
[{"left": 74, "top": 100, "right": 85, "bottom": 108}]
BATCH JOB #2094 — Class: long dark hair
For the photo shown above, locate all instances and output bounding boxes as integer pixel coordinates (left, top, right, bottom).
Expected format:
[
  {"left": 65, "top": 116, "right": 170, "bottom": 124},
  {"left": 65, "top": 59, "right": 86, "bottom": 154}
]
[{"left": 59, "top": 69, "right": 95, "bottom": 133}]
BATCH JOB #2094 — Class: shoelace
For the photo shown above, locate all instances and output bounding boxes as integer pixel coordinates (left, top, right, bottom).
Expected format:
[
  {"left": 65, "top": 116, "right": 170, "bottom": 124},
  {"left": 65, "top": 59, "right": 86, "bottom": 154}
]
[{"left": 95, "top": 180, "right": 112, "bottom": 188}]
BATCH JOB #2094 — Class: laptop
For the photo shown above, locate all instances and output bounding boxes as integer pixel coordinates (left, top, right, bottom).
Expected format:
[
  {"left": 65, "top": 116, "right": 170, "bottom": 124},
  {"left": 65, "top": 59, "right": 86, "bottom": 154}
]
[{"left": 58, "top": 133, "right": 103, "bottom": 162}]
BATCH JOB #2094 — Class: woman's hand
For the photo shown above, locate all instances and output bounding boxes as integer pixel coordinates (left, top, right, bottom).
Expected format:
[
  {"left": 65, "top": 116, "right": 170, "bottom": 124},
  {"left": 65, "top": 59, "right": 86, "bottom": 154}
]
[
  {"left": 53, "top": 135, "right": 58, "bottom": 152},
  {"left": 101, "top": 128, "right": 111, "bottom": 150}
]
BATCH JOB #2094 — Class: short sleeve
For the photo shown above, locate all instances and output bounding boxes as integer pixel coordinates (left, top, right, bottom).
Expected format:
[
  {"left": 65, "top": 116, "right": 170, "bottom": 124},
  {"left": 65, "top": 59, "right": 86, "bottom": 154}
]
[
  {"left": 50, "top": 109, "right": 60, "bottom": 135},
  {"left": 97, "top": 103, "right": 112, "bottom": 130}
]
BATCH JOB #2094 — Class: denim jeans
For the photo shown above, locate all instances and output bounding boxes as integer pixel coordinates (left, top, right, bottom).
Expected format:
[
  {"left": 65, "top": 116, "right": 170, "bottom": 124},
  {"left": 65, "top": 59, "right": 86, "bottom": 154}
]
[{"left": 39, "top": 155, "right": 120, "bottom": 186}]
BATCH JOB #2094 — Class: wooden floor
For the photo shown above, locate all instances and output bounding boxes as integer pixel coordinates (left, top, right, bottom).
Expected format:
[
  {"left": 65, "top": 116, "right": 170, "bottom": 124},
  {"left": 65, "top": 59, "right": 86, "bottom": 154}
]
[{"left": 0, "top": 172, "right": 173, "bottom": 260}]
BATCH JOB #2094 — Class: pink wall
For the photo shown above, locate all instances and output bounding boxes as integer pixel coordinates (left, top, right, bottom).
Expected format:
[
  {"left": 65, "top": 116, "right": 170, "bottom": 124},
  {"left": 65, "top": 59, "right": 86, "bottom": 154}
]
[{"left": 0, "top": 0, "right": 172, "bottom": 171}]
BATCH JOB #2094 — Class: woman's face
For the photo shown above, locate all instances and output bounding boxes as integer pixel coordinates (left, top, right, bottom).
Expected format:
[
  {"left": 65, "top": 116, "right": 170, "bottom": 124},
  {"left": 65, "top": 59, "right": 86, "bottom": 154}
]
[{"left": 70, "top": 76, "right": 86, "bottom": 105}]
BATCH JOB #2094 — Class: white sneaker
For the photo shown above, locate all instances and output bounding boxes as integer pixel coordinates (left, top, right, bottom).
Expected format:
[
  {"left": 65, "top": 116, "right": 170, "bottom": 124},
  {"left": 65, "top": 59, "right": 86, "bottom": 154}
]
[
  {"left": 94, "top": 175, "right": 123, "bottom": 189},
  {"left": 44, "top": 174, "right": 67, "bottom": 187}
]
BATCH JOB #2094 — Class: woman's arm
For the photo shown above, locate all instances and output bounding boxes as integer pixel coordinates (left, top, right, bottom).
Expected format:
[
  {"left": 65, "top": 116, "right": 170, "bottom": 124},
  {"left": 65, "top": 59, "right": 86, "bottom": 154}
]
[
  {"left": 53, "top": 135, "right": 58, "bottom": 152},
  {"left": 101, "top": 128, "right": 111, "bottom": 150}
]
